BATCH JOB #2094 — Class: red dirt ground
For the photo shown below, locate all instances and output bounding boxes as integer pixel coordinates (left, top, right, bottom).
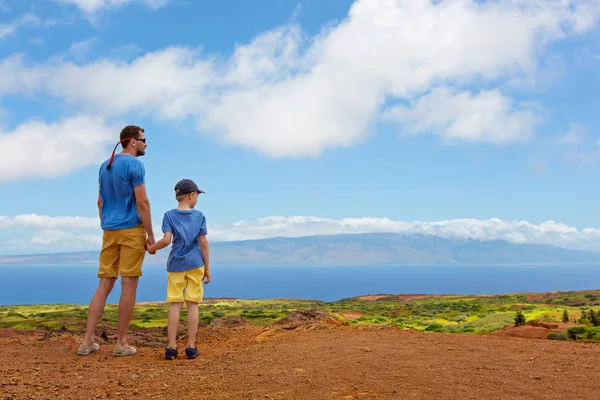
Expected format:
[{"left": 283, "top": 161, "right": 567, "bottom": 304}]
[{"left": 2, "top": 324, "right": 599, "bottom": 400}]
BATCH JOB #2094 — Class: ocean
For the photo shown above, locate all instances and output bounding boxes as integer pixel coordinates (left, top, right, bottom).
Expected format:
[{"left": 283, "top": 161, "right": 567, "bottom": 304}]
[{"left": 1, "top": 264, "right": 600, "bottom": 306}]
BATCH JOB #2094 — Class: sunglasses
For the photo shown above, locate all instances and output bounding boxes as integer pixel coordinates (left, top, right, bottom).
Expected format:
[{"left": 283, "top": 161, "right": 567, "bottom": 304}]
[{"left": 135, "top": 138, "right": 147, "bottom": 143}]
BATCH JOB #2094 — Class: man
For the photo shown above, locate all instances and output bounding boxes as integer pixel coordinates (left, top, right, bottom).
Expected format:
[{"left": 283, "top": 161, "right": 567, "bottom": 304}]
[{"left": 77, "top": 125, "right": 154, "bottom": 357}]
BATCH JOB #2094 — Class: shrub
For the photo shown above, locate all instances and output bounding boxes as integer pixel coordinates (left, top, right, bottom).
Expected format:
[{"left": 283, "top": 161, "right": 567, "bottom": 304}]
[
  {"left": 200, "top": 315, "right": 215, "bottom": 323},
  {"left": 547, "top": 332, "right": 567, "bottom": 341},
  {"left": 514, "top": 311, "right": 526, "bottom": 326},
  {"left": 562, "top": 309, "right": 569, "bottom": 323},
  {"left": 458, "top": 326, "right": 477, "bottom": 333},
  {"left": 424, "top": 322, "right": 446, "bottom": 333},
  {"left": 584, "top": 327, "right": 600, "bottom": 340},
  {"left": 370, "top": 316, "right": 389, "bottom": 323},
  {"left": 566, "top": 326, "right": 588, "bottom": 340},
  {"left": 590, "top": 310, "right": 599, "bottom": 327}
]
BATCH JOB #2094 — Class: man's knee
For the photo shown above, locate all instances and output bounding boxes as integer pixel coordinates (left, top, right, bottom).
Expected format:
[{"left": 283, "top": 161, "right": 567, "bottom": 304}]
[
  {"left": 121, "top": 277, "right": 139, "bottom": 291},
  {"left": 99, "top": 277, "right": 117, "bottom": 292}
]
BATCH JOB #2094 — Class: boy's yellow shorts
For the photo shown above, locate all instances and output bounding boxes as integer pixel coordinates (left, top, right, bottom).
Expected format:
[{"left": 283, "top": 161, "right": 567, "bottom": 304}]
[
  {"left": 166, "top": 266, "right": 205, "bottom": 303},
  {"left": 98, "top": 225, "right": 146, "bottom": 278}
]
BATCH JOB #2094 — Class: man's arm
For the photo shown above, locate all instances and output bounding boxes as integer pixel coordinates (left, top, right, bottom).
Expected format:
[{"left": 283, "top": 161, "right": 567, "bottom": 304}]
[
  {"left": 97, "top": 184, "right": 102, "bottom": 222},
  {"left": 199, "top": 234, "right": 210, "bottom": 284},
  {"left": 134, "top": 184, "right": 155, "bottom": 245},
  {"left": 147, "top": 232, "right": 172, "bottom": 254}
]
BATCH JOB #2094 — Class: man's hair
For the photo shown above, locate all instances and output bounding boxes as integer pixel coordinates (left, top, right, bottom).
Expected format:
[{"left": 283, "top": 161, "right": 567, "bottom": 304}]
[{"left": 120, "top": 125, "right": 144, "bottom": 149}]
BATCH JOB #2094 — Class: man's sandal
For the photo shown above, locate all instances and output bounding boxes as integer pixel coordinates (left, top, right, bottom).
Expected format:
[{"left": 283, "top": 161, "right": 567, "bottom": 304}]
[
  {"left": 113, "top": 345, "right": 137, "bottom": 357},
  {"left": 77, "top": 343, "right": 100, "bottom": 356}
]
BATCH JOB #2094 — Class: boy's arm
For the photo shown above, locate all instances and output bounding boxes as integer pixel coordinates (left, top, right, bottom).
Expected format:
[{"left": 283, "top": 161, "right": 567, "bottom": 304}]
[
  {"left": 199, "top": 234, "right": 210, "bottom": 284},
  {"left": 147, "top": 232, "right": 172, "bottom": 254}
]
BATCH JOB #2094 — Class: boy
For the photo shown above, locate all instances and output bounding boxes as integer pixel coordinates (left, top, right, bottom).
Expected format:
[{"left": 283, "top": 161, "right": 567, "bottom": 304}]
[{"left": 147, "top": 178, "right": 211, "bottom": 360}]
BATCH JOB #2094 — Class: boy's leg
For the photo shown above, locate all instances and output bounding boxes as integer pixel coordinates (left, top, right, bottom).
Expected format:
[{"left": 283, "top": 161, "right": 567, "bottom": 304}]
[
  {"left": 82, "top": 277, "right": 116, "bottom": 346},
  {"left": 168, "top": 302, "right": 184, "bottom": 348},
  {"left": 186, "top": 301, "right": 199, "bottom": 349},
  {"left": 116, "top": 276, "right": 139, "bottom": 348}
]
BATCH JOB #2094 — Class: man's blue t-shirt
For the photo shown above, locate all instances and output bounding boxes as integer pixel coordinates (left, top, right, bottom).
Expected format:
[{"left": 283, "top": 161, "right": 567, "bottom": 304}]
[
  {"left": 162, "top": 209, "right": 208, "bottom": 272},
  {"left": 98, "top": 154, "right": 145, "bottom": 231}
]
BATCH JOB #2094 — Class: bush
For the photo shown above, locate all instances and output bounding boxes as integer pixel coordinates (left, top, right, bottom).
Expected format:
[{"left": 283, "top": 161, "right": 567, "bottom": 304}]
[
  {"left": 199, "top": 315, "right": 215, "bottom": 323},
  {"left": 547, "top": 332, "right": 567, "bottom": 341},
  {"left": 562, "top": 309, "right": 569, "bottom": 323},
  {"left": 514, "top": 311, "right": 526, "bottom": 326},
  {"left": 584, "top": 327, "right": 600, "bottom": 340},
  {"left": 566, "top": 326, "right": 588, "bottom": 340},
  {"left": 458, "top": 326, "right": 477, "bottom": 333},
  {"left": 590, "top": 310, "right": 599, "bottom": 327},
  {"left": 370, "top": 316, "right": 389, "bottom": 323},
  {"left": 424, "top": 322, "right": 446, "bottom": 333}
]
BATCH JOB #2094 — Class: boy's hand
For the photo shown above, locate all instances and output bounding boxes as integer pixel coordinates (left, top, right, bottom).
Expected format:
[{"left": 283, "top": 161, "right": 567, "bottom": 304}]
[
  {"left": 146, "top": 243, "right": 156, "bottom": 255},
  {"left": 203, "top": 270, "right": 211, "bottom": 284}
]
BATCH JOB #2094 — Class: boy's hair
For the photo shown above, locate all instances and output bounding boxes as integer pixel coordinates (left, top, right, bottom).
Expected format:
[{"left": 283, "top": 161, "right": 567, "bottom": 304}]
[
  {"left": 119, "top": 125, "right": 144, "bottom": 148},
  {"left": 175, "top": 187, "right": 186, "bottom": 202}
]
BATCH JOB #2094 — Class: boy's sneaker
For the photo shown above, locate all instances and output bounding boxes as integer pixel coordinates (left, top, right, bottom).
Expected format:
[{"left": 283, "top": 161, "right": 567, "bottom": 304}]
[
  {"left": 185, "top": 347, "right": 199, "bottom": 359},
  {"left": 165, "top": 347, "right": 178, "bottom": 360}
]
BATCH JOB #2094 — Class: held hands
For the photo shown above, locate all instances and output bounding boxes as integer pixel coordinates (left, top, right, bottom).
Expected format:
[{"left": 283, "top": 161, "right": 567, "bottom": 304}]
[
  {"left": 146, "top": 243, "right": 156, "bottom": 255},
  {"left": 146, "top": 234, "right": 156, "bottom": 246},
  {"left": 146, "top": 234, "right": 156, "bottom": 254}
]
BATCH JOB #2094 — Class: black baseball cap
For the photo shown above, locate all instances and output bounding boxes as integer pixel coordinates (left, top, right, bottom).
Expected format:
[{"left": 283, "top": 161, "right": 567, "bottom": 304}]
[{"left": 175, "top": 179, "right": 205, "bottom": 195}]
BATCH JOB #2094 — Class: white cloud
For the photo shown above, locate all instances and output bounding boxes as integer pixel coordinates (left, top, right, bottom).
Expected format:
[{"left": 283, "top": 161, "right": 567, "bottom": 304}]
[
  {"left": 0, "top": 13, "right": 40, "bottom": 40},
  {"left": 383, "top": 87, "right": 539, "bottom": 144},
  {"left": 55, "top": 0, "right": 169, "bottom": 14},
  {"left": 1, "top": 0, "right": 598, "bottom": 158},
  {"left": 0, "top": 214, "right": 99, "bottom": 229},
  {"left": 2, "top": 214, "right": 600, "bottom": 254},
  {"left": 2, "top": 213, "right": 600, "bottom": 254},
  {"left": 529, "top": 123, "right": 600, "bottom": 172},
  {"left": 0, "top": 116, "right": 117, "bottom": 182},
  {"left": 208, "top": 216, "right": 600, "bottom": 252},
  {"left": 551, "top": 124, "right": 600, "bottom": 165},
  {"left": 29, "top": 229, "right": 101, "bottom": 247}
]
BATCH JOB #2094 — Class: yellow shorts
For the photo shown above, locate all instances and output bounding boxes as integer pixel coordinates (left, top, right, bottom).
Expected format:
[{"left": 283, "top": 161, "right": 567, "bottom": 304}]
[
  {"left": 98, "top": 225, "right": 146, "bottom": 278},
  {"left": 166, "top": 266, "right": 205, "bottom": 303}
]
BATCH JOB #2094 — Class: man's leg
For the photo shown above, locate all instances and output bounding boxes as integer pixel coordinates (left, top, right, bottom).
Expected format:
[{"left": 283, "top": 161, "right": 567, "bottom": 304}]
[
  {"left": 82, "top": 277, "right": 116, "bottom": 346},
  {"left": 186, "top": 301, "right": 199, "bottom": 349},
  {"left": 116, "top": 276, "right": 139, "bottom": 347},
  {"left": 167, "top": 302, "right": 184, "bottom": 348}
]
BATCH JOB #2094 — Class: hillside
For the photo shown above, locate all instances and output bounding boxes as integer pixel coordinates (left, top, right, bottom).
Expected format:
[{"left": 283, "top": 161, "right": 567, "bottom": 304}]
[{"left": 1, "top": 233, "right": 600, "bottom": 266}]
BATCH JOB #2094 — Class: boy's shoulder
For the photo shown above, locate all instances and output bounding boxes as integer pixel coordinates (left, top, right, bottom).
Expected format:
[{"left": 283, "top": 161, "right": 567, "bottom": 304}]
[{"left": 164, "top": 209, "right": 205, "bottom": 217}]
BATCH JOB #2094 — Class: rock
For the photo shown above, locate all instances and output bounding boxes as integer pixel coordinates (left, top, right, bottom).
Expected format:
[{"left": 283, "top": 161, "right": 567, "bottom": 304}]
[
  {"left": 272, "top": 308, "right": 347, "bottom": 330},
  {"left": 210, "top": 316, "right": 247, "bottom": 329}
]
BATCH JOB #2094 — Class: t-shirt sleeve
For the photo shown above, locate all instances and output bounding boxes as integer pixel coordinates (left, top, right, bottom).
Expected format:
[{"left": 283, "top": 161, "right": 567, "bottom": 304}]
[
  {"left": 199, "top": 214, "right": 207, "bottom": 235},
  {"left": 128, "top": 160, "right": 145, "bottom": 188},
  {"left": 162, "top": 213, "right": 173, "bottom": 233}
]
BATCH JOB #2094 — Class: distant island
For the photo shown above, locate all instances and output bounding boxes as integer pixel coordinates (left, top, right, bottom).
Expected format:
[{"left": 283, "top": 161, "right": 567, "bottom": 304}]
[{"left": 1, "top": 233, "right": 600, "bottom": 266}]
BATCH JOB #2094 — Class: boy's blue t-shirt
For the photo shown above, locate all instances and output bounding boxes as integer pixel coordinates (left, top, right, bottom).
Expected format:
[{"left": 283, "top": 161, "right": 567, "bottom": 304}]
[
  {"left": 162, "top": 209, "right": 208, "bottom": 272},
  {"left": 98, "top": 154, "right": 145, "bottom": 231}
]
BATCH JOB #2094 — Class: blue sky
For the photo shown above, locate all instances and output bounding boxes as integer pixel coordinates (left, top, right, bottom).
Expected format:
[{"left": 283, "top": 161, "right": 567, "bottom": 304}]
[{"left": 1, "top": 0, "right": 600, "bottom": 254}]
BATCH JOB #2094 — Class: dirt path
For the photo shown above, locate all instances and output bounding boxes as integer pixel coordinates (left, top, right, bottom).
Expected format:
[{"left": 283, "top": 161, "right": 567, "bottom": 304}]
[{"left": 1, "top": 327, "right": 599, "bottom": 400}]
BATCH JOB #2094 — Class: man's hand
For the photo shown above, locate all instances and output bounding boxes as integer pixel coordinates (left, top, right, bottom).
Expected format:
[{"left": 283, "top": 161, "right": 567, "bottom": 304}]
[
  {"left": 203, "top": 269, "right": 211, "bottom": 284},
  {"left": 146, "top": 243, "right": 156, "bottom": 255},
  {"left": 146, "top": 234, "right": 155, "bottom": 246}
]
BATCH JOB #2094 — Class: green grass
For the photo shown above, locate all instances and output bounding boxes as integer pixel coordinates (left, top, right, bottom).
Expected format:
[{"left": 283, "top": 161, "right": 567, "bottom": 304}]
[{"left": 2, "top": 290, "right": 600, "bottom": 339}]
